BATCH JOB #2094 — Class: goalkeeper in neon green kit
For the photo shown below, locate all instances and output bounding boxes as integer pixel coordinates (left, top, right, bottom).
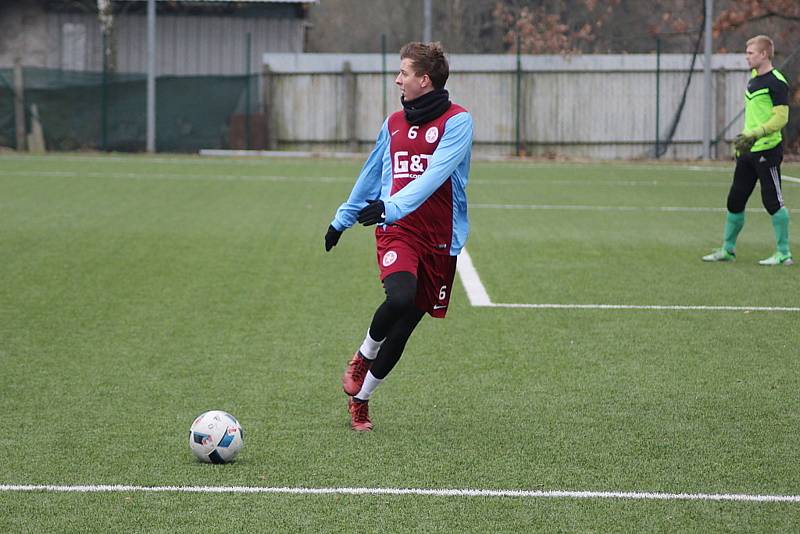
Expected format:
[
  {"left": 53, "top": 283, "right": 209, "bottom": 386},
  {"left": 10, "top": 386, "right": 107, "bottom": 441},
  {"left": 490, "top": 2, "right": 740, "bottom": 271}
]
[{"left": 703, "top": 35, "right": 792, "bottom": 266}]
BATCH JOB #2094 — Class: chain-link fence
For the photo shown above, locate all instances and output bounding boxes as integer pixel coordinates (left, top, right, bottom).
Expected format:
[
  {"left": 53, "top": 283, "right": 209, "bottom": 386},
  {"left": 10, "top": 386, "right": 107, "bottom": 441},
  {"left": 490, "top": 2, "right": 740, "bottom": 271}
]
[{"left": 0, "top": 67, "right": 260, "bottom": 152}]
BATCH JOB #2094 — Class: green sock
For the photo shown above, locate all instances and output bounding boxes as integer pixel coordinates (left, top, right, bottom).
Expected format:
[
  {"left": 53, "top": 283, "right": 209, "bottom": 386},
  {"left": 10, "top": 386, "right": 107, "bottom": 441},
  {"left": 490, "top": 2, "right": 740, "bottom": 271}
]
[
  {"left": 770, "top": 207, "right": 790, "bottom": 256},
  {"left": 723, "top": 211, "right": 745, "bottom": 253}
]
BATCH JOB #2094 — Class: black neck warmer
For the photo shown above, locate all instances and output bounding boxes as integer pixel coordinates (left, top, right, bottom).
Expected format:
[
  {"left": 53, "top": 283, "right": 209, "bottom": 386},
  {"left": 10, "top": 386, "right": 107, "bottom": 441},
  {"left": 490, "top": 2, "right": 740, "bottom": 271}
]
[{"left": 401, "top": 88, "right": 451, "bottom": 125}]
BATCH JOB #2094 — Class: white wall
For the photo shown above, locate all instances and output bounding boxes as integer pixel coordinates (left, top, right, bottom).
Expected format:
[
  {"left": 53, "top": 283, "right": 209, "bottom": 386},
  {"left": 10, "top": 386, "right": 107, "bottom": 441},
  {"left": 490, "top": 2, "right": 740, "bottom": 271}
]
[
  {"left": 0, "top": 5, "right": 307, "bottom": 75},
  {"left": 263, "top": 53, "right": 750, "bottom": 159}
]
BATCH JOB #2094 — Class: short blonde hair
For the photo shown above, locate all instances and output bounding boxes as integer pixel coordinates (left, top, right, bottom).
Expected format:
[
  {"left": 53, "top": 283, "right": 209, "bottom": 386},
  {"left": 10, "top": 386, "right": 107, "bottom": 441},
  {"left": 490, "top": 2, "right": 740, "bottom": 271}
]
[{"left": 747, "top": 35, "right": 774, "bottom": 59}]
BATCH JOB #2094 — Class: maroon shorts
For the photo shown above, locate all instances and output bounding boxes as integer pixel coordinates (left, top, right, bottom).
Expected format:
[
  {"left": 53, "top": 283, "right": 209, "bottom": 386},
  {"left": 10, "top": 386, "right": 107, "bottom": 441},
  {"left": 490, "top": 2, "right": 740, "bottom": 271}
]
[{"left": 375, "top": 229, "right": 457, "bottom": 318}]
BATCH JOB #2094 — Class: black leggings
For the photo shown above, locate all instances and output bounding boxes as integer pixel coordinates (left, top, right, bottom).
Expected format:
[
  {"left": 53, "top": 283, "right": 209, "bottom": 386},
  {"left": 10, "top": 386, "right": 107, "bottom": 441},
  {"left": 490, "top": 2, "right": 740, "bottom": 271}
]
[
  {"left": 368, "top": 271, "right": 425, "bottom": 380},
  {"left": 727, "top": 144, "right": 784, "bottom": 215}
]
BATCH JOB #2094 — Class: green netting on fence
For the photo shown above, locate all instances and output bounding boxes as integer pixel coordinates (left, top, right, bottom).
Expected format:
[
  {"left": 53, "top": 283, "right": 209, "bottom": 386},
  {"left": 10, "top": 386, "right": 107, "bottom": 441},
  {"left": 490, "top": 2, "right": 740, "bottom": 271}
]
[{"left": 0, "top": 67, "right": 259, "bottom": 152}]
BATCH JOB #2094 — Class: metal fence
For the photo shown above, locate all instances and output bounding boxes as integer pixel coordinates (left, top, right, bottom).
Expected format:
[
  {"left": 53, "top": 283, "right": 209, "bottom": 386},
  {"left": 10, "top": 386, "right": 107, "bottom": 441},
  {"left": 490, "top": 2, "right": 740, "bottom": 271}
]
[
  {"left": 262, "top": 53, "right": 751, "bottom": 159},
  {"left": 0, "top": 66, "right": 259, "bottom": 152}
]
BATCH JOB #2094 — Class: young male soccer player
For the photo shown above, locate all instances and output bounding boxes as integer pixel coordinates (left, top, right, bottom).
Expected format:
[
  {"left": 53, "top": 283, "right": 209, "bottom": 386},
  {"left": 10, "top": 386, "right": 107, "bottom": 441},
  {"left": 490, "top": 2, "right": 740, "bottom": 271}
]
[
  {"left": 702, "top": 35, "right": 792, "bottom": 265},
  {"left": 324, "top": 42, "right": 473, "bottom": 431}
]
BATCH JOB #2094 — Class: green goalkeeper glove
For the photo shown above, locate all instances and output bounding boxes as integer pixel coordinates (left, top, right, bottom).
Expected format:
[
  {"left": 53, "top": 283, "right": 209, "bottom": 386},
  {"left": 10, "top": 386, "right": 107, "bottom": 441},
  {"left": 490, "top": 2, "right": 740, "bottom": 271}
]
[{"left": 734, "top": 133, "right": 756, "bottom": 154}]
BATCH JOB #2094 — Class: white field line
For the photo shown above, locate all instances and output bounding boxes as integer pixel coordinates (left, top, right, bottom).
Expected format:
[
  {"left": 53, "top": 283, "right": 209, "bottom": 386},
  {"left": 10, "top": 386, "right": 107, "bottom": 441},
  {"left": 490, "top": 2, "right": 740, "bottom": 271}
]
[
  {"left": 0, "top": 170, "right": 351, "bottom": 183},
  {"left": 648, "top": 164, "right": 800, "bottom": 177},
  {"left": 456, "top": 248, "right": 800, "bottom": 313},
  {"left": 0, "top": 154, "right": 727, "bottom": 169},
  {"left": 473, "top": 203, "right": 714, "bottom": 212},
  {"left": 685, "top": 165, "right": 729, "bottom": 172},
  {"left": 0, "top": 168, "right": 729, "bottom": 188},
  {"left": 2, "top": 170, "right": 737, "bottom": 188},
  {"left": 0, "top": 154, "right": 793, "bottom": 175},
  {"left": 1, "top": 484, "right": 799, "bottom": 503},
  {"left": 199, "top": 149, "right": 363, "bottom": 159},
  {"left": 0, "top": 154, "right": 347, "bottom": 166},
  {"left": 0, "top": 173, "right": 777, "bottom": 211},
  {"left": 4, "top": 169, "right": 798, "bottom": 189},
  {"left": 471, "top": 179, "right": 736, "bottom": 187},
  {"left": 472, "top": 203, "right": 800, "bottom": 214},
  {"left": 454, "top": 249, "right": 492, "bottom": 306},
  {"left": 485, "top": 303, "right": 800, "bottom": 312}
]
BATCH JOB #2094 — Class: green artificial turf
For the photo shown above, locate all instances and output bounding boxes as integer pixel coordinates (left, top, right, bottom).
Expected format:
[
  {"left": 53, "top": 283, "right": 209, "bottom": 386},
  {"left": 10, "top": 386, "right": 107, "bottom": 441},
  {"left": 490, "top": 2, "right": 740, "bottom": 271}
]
[{"left": 1, "top": 154, "right": 798, "bottom": 532}]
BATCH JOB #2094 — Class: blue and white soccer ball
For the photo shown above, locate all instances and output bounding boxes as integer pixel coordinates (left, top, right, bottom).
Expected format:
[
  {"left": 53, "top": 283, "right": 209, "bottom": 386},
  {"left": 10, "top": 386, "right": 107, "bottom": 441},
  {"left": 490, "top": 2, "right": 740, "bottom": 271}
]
[{"left": 189, "top": 410, "right": 243, "bottom": 464}]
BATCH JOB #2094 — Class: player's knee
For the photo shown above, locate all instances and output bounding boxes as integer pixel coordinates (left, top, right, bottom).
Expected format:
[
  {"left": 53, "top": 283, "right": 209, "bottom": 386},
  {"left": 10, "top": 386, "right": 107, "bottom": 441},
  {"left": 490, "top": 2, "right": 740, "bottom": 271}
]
[
  {"left": 726, "top": 191, "right": 747, "bottom": 214},
  {"left": 385, "top": 287, "right": 416, "bottom": 314},
  {"left": 383, "top": 272, "right": 417, "bottom": 314}
]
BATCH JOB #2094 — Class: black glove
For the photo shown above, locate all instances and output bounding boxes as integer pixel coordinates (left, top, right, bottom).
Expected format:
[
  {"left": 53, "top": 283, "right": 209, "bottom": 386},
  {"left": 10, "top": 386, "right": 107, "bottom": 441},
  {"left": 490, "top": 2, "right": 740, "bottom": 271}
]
[
  {"left": 734, "top": 133, "right": 755, "bottom": 154},
  {"left": 324, "top": 225, "right": 342, "bottom": 251},
  {"left": 357, "top": 199, "right": 386, "bottom": 226}
]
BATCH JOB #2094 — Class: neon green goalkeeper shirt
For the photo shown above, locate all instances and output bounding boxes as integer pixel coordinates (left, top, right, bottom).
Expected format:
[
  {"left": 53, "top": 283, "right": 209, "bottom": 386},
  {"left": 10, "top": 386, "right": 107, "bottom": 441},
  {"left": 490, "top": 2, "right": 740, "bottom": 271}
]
[{"left": 744, "top": 68, "right": 789, "bottom": 152}]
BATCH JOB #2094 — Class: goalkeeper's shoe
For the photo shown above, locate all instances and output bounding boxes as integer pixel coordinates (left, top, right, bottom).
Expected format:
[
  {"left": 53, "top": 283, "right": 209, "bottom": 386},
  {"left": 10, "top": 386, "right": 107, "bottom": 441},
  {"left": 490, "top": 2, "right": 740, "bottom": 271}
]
[
  {"left": 758, "top": 252, "right": 794, "bottom": 266},
  {"left": 702, "top": 248, "right": 736, "bottom": 262},
  {"left": 342, "top": 352, "right": 372, "bottom": 396},
  {"left": 348, "top": 397, "right": 373, "bottom": 432}
]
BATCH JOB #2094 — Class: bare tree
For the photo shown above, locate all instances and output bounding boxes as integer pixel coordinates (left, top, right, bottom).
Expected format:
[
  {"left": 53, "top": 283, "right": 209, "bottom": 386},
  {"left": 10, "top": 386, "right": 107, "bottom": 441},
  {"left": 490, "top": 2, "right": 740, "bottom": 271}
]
[
  {"left": 97, "top": 0, "right": 116, "bottom": 71},
  {"left": 306, "top": 0, "right": 422, "bottom": 53},
  {"left": 714, "top": 0, "right": 800, "bottom": 52},
  {"left": 306, "top": 0, "right": 800, "bottom": 58}
]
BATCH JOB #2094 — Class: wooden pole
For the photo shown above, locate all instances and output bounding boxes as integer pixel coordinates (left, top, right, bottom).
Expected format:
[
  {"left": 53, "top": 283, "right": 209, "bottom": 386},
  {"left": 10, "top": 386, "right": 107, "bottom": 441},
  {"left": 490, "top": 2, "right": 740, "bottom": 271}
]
[
  {"left": 343, "top": 61, "right": 358, "bottom": 152},
  {"left": 702, "top": 0, "right": 713, "bottom": 160}
]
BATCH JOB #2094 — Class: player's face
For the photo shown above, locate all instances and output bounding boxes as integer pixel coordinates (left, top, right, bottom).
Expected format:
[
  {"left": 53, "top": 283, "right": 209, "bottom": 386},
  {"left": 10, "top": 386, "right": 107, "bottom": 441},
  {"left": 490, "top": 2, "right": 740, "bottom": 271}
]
[
  {"left": 395, "top": 58, "right": 431, "bottom": 101},
  {"left": 745, "top": 44, "right": 767, "bottom": 70}
]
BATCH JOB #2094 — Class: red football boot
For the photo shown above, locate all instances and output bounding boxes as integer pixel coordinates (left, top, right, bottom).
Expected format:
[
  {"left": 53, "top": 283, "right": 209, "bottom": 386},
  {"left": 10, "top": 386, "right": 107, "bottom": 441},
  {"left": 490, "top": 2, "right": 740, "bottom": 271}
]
[
  {"left": 342, "top": 352, "right": 372, "bottom": 396},
  {"left": 348, "top": 398, "right": 373, "bottom": 431}
]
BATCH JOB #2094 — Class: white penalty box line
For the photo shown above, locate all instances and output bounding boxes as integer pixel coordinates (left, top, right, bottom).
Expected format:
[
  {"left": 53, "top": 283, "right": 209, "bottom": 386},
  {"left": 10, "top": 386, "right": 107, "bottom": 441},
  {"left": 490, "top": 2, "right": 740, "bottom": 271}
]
[
  {"left": 461, "top": 172, "right": 800, "bottom": 312},
  {"left": 1, "top": 484, "right": 799, "bottom": 503},
  {"left": 456, "top": 249, "right": 800, "bottom": 313},
  {"left": 471, "top": 203, "right": 800, "bottom": 214}
]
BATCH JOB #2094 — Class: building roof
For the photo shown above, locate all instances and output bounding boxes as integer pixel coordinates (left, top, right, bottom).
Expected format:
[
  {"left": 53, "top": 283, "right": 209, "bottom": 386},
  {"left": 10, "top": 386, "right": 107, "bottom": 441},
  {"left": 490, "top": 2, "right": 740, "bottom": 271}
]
[{"left": 128, "top": 1, "right": 316, "bottom": 3}]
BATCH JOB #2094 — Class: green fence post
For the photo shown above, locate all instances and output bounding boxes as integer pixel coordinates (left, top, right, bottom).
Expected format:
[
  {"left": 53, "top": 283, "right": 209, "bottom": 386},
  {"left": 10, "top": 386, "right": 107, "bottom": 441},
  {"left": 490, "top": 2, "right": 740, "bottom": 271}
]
[
  {"left": 515, "top": 34, "right": 521, "bottom": 157},
  {"left": 13, "top": 59, "right": 26, "bottom": 151},
  {"left": 655, "top": 37, "right": 661, "bottom": 159},
  {"left": 102, "top": 31, "right": 108, "bottom": 151},
  {"left": 245, "top": 32, "right": 252, "bottom": 150}
]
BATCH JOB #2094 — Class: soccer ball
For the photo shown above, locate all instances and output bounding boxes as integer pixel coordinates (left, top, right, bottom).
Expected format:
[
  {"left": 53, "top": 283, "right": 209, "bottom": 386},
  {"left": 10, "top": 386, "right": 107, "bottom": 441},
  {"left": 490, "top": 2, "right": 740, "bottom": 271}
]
[{"left": 189, "top": 410, "right": 243, "bottom": 464}]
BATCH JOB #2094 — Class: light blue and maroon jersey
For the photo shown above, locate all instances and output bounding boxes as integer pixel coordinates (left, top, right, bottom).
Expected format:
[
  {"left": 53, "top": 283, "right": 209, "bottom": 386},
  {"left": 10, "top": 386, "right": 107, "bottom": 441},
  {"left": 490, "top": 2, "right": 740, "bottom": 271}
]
[{"left": 331, "top": 104, "right": 473, "bottom": 256}]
